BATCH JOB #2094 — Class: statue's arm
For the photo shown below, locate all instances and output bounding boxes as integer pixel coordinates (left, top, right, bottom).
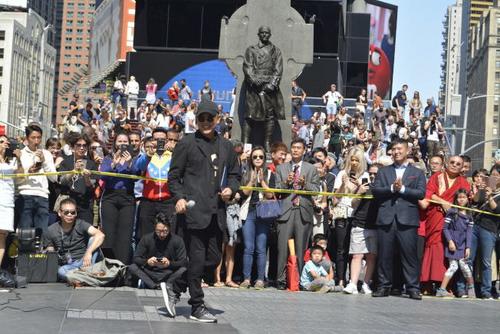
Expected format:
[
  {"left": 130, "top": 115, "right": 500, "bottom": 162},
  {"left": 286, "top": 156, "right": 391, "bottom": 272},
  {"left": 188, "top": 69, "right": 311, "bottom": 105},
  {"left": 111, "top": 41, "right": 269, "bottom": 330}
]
[
  {"left": 243, "top": 48, "right": 257, "bottom": 86},
  {"left": 271, "top": 47, "right": 283, "bottom": 87}
]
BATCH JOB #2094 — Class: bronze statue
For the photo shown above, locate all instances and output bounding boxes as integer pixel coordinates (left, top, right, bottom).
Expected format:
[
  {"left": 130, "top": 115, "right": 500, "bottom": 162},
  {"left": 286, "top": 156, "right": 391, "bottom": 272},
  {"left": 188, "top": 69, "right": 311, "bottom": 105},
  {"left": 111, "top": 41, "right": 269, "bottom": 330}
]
[{"left": 242, "top": 26, "right": 285, "bottom": 150}]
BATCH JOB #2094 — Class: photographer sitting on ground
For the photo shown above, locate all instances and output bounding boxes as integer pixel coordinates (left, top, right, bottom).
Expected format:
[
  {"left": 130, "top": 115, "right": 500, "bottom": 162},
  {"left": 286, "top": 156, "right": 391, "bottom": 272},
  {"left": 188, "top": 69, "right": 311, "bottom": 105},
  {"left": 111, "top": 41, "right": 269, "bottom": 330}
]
[{"left": 43, "top": 198, "right": 105, "bottom": 282}]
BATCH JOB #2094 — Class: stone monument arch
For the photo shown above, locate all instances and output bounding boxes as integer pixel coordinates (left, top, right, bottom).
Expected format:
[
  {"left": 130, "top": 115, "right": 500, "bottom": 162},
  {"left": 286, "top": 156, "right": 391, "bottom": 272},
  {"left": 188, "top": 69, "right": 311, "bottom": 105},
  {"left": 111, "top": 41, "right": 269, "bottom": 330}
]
[{"left": 219, "top": 0, "right": 314, "bottom": 149}]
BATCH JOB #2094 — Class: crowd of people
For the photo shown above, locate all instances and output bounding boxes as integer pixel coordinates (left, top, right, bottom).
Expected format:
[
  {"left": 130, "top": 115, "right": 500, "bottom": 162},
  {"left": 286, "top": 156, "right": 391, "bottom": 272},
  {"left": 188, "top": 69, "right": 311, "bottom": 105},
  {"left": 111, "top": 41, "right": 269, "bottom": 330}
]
[{"left": 0, "top": 77, "right": 499, "bottom": 323}]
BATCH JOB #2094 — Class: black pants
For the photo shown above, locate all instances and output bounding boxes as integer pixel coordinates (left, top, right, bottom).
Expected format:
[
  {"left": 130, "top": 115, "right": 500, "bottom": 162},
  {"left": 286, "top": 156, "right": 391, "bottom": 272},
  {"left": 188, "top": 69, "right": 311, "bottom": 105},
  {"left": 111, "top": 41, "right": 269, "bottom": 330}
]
[
  {"left": 333, "top": 218, "right": 351, "bottom": 284},
  {"left": 76, "top": 201, "right": 94, "bottom": 226},
  {"left": 100, "top": 190, "right": 135, "bottom": 265},
  {"left": 186, "top": 216, "right": 222, "bottom": 309},
  {"left": 128, "top": 263, "right": 186, "bottom": 293},
  {"left": 138, "top": 198, "right": 175, "bottom": 240},
  {"left": 377, "top": 221, "right": 420, "bottom": 292},
  {"left": 266, "top": 221, "right": 279, "bottom": 282}
]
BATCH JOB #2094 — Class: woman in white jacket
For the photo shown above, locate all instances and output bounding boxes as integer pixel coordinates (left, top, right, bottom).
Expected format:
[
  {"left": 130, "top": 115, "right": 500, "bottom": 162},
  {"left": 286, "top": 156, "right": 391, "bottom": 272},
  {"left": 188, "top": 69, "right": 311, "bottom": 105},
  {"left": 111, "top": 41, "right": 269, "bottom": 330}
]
[{"left": 0, "top": 135, "right": 22, "bottom": 266}]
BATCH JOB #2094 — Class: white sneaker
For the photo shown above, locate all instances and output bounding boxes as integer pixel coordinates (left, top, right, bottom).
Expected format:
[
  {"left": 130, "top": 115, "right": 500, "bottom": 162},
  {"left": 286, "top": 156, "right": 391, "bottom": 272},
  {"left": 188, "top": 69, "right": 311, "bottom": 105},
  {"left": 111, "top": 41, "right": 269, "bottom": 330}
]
[
  {"left": 343, "top": 282, "right": 358, "bottom": 294},
  {"left": 361, "top": 282, "right": 372, "bottom": 294}
]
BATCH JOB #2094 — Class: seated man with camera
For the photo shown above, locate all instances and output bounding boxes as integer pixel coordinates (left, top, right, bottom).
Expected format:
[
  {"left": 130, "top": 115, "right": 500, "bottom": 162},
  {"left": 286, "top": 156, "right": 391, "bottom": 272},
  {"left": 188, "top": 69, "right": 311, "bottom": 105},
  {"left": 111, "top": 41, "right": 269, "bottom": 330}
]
[
  {"left": 128, "top": 212, "right": 187, "bottom": 318},
  {"left": 43, "top": 198, "right": 105, "bottom": 281}
]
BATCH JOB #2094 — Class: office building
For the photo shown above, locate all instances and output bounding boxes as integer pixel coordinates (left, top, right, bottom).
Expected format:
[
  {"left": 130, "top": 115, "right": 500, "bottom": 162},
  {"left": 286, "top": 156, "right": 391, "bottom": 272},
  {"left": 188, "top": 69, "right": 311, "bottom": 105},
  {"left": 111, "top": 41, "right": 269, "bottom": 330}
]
[
  {"left": 55, "top": 0, "right": 95, "bottom": 123},
  {"left": 440, "top": 1, "right": 463, "bottom": 120},
  {"left": 469, "top": 0, "right": 493, "bottom": 29},
  {"left": 465, "top": 1, "right": 500, "bottom": 168},
  {"left": 0, "top": 5, "right": 56, "bottom": 136}
]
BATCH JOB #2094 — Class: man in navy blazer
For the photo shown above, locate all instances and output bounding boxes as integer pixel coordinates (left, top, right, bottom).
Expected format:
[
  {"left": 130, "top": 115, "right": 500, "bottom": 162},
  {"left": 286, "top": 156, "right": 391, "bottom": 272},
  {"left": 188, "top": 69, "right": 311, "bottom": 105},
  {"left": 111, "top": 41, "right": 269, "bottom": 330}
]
[{"left": 371, "top": 138, "right": 426, "bottom": 300}]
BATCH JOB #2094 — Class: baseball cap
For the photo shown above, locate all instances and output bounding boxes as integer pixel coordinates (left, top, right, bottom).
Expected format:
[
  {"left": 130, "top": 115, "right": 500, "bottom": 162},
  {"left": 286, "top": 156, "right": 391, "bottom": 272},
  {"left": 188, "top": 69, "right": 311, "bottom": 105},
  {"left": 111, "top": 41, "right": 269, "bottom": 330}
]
[{"left": 197, "top": 100, "right": 218, "bottom": 117}]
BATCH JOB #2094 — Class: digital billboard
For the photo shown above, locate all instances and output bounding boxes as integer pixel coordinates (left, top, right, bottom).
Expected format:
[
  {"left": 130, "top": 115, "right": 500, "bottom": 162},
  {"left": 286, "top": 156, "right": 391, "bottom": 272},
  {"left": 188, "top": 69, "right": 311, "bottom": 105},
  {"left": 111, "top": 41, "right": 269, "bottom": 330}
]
[
  {"left": 366, "top": 0, "right": 397, "bottom": 100},
  {"left": 89, "top": 0, "right": 136, "bottom": 87}
]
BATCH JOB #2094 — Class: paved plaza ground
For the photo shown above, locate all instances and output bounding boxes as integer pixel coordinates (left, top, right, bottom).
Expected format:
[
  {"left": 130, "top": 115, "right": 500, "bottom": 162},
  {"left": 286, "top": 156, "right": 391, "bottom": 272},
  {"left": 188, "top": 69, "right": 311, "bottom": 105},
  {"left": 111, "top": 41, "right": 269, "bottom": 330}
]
[{"left": 0, "top": 283, "right": 498, "bottom": 334}]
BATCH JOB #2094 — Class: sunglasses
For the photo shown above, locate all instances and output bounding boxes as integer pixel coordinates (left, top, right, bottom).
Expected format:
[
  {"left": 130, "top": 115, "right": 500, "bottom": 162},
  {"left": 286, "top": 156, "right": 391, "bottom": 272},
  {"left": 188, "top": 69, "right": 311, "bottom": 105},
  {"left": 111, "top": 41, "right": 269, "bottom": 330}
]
[
  {"left": 61, "top": 210, "right": 77, "bottom": 216},
  {"left": 89, "top": 146, "right": 101, "bottom": 150},
  {"left": 252, "top": 155, "right": 264, "bottom": 160},
  {"left": 198, "top": 115, "right": 214, "bottom": 122},
  {"left": 75, "top": 144, "right": 87, "bottom": 148}
]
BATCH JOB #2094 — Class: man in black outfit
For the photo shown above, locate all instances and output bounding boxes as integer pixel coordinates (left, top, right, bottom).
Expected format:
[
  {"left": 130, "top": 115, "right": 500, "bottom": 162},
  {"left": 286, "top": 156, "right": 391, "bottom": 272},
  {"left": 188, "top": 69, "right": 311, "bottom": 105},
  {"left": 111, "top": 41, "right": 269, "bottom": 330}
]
[
  {"left": 169, "top": 100, "right": 241, "bottom": 323},
  {"left": 371, "top": 138, "right": 426, "bottom": 300},
  {"left": 128, "top": 213, "right": 187, "bottom": 318}
]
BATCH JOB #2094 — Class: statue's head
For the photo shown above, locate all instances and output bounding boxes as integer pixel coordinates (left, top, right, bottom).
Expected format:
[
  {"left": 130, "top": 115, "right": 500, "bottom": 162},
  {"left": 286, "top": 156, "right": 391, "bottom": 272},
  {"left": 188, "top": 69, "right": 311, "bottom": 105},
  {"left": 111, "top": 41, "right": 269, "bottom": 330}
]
[{"left": 258, "top": 26, "right": 272, "bottom": 42}]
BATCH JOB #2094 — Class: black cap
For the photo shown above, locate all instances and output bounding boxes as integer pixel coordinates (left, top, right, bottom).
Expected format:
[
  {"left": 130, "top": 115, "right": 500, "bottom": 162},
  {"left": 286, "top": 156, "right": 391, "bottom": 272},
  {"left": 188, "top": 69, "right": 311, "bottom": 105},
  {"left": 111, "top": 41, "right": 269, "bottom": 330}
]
[{"left": 197, "top": 100, "right": 218, "bottom": 117}]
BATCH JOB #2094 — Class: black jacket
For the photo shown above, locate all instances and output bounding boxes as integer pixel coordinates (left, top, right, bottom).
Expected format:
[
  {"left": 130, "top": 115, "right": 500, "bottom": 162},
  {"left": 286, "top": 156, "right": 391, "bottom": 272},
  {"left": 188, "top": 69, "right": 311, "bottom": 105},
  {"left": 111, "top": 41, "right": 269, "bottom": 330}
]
[
  {"left": 372, "top": 164, "right": 426, "bottom": 227},
  {"left": 133, "top": 233, "right": 187, "bottom": 271},
  {"left": 168, "top": 131, "right": 241, "bottom": 230}
]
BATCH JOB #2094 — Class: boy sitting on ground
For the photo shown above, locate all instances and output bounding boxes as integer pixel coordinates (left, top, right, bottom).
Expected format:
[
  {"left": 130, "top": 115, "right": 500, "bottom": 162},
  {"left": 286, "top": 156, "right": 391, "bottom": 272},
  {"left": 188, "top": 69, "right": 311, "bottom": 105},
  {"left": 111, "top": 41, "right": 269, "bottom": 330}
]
[
  {"left": 300, "top": 245, "right": 335, "bottom": 292},
  {"left": 303, "top": 233, "right": 334, "bottom": 281}
]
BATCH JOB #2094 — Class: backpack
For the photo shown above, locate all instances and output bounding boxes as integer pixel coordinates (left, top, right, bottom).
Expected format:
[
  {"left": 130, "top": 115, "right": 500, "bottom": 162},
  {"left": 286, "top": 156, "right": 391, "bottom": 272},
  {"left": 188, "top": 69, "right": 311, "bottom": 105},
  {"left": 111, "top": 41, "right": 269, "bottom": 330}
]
[{"left": 66, "top": 258, "right": 127, "bottom": 287}]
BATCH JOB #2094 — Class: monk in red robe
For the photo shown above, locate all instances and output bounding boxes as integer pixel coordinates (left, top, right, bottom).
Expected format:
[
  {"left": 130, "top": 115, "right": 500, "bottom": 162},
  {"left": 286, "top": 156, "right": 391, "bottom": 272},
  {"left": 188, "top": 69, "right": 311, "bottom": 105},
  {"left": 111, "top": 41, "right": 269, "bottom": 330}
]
[{"left": 420, "top": 156, "right": 470, "bottom": 291}]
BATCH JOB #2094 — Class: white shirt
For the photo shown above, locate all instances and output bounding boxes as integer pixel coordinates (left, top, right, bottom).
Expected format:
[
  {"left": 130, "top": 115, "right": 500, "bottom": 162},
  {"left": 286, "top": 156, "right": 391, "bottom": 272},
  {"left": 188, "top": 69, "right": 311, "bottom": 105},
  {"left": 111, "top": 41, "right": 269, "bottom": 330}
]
[
  {"left": 325, "top": 91, "right": 342, "bottom": 105},
  {"left": 0, "top": 160, "right": 17, "bottom": 207},
  {"left": 17, "top": 147, "right": 57, "bottom": 198},
  {"left": 391, "top": 162, "right": 408, "bottom": 194},
  {"left": 333, "top": 170, "right": 369, "bottom": 217},
  {"left": 180, "top": 86, "right": 193, "bottom": 100},
  {"left": 125, "top": 80, "right": 139, "bottom": 95},
  {"left": 156, "top": 113, "right": 171, "bottom": 129},
  {"left": 184, "top": 111, "right": 196, "bottom": 134}
]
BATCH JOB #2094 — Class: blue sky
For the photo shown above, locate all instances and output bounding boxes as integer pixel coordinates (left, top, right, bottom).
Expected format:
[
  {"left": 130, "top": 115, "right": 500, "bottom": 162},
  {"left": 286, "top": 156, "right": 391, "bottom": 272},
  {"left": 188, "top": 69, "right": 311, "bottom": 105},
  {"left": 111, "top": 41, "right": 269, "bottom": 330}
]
[{"left": 383, "top": 0, "right": 455, "bottom": 101}]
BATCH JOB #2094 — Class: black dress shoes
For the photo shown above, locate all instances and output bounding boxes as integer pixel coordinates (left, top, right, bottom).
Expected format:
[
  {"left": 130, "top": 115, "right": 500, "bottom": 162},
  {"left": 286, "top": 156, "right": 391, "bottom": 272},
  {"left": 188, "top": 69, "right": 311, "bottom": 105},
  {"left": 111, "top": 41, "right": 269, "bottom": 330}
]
[
  {"left": 390, "top": 288, "right": 402, "bottom": 296},
  {"left": 276, "top": 281, "right": 287, "bottom": 290},
  {"left": 408, "top": 291, "right": 422, "bottom": 300},
  {"left": 372, "top": 288, "right": 390, "bottom": 297}
]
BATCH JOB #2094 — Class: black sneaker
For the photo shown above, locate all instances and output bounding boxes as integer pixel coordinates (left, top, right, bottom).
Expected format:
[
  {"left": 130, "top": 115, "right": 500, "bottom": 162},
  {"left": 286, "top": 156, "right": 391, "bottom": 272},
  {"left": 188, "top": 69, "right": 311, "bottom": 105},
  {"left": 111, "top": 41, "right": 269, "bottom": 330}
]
[
  {"left": 160, "top": 282, "right": 176, "bottom": 318},
  {"left": 190, "top": 305, "right": 217, "bottom": 323}
]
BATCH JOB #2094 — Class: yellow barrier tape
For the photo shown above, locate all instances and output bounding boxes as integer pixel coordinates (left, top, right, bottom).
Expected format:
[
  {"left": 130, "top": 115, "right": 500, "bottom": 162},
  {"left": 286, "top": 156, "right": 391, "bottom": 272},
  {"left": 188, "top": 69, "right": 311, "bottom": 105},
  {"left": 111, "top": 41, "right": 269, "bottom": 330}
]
[
  {"left": 239, "top": 186, "right": 373, "bottom": 199},
  {"left": 427, "top": 199, "right": 500, "bottom": 218},
  {"left": 0, "top": 171, "right": 75, "bottom": 178},
  {"left": 241, "top": 186, "right": 500, "bottom": 218},
  {"left": 0, "top": 169, "right": 168, "bottom": 183},
  {"left": 90, "top": 170, "right": 167, "bottom": 183},
  {"left": 1, "top": 170, "right": 498, "bottom": 218}
]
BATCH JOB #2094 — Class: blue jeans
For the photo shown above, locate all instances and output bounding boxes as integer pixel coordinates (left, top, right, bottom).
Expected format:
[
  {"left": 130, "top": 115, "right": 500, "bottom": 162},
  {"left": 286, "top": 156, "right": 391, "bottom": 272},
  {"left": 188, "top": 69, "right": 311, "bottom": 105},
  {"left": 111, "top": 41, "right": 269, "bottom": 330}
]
[
  {"left": 17, "top": 195, "right": 49, "bottom": 232},
  {"left": 468, "top": 224, "right": 497, "bottom": 297},
  {"left": 242, "top": 208, "right": 270, "bottom": 281},
  {"left": 58, "top": 238, "right": 99, "bottom": 281}
]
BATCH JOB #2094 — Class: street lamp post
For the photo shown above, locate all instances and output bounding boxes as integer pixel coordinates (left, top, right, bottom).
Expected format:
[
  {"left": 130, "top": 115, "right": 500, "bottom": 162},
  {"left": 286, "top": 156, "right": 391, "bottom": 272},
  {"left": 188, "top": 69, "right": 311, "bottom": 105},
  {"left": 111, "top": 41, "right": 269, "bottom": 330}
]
[{"left": 460, "top": 94, "right": 499, "bottom": 154}]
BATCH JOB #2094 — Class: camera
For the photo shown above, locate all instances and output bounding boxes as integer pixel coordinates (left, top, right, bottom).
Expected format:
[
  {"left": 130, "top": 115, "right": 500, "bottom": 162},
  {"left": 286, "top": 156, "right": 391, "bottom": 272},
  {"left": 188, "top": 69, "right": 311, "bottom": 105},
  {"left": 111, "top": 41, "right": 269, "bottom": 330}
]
[
  {"left": 5, "top": 138, "right": 18, "bottom": 158},
  {"left": 120, "top": 144, "right": 133, "bottom": 155},
  {"left": 156, "top": 139, "right": 166, "bottom": 155}
]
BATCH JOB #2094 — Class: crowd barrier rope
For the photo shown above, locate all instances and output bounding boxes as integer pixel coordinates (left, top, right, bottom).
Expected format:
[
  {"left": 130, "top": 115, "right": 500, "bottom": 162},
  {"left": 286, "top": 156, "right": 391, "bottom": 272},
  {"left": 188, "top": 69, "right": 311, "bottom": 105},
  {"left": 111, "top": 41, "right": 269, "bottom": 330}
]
[{"left": 0, "top": 170, "right": 498, "bottom": 218}]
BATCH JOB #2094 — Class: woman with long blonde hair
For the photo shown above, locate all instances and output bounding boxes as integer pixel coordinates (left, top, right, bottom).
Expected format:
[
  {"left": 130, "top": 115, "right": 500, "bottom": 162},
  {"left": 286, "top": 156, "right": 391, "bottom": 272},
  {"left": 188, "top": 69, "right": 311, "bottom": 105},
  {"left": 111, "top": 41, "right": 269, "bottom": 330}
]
[{"left": 330, "top": 147, "right": 368, "bottom": 288}]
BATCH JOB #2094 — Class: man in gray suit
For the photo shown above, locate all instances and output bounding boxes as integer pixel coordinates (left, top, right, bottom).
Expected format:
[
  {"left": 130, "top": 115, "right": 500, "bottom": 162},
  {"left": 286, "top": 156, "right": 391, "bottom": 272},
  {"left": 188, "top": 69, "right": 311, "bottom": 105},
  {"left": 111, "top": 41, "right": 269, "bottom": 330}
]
[{"left": 275, "top": 138, "right": 320, "bottom": 289}]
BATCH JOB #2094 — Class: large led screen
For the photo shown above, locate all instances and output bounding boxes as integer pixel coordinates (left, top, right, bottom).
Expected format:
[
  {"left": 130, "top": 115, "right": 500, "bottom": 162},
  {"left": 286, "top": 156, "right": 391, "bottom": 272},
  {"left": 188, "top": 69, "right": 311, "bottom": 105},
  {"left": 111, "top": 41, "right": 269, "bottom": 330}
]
[{"left": 366, "top": 0, "right": 397, "bottom": 100}]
